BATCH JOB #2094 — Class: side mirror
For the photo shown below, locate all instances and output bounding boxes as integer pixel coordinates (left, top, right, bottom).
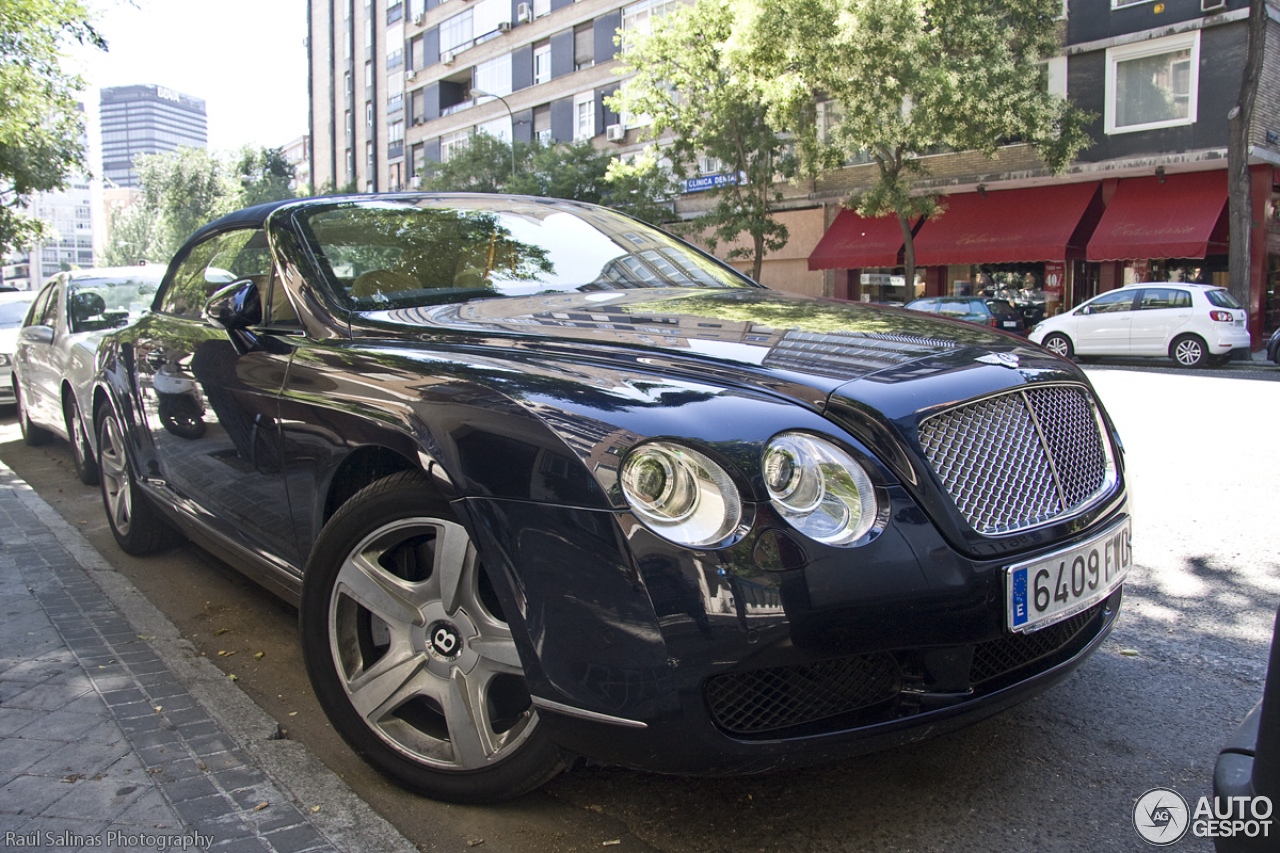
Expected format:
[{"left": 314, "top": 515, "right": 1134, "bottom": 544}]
[
  {"left": 19, "top": 325, "right": 54, "bottom": 346},
  {"left": 203, "top": 279, "right": 261, "bottom": 331}
]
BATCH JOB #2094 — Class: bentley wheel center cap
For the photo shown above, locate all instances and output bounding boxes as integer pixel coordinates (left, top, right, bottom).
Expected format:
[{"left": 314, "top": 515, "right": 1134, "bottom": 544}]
[{"left": 427, "top": 620, "right": 463, "bottom": 661}]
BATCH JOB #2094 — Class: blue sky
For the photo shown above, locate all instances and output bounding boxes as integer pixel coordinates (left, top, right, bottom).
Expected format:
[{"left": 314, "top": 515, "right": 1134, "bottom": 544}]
[{"left": 71, "top": 0, "right": 309, "bottom": 153}]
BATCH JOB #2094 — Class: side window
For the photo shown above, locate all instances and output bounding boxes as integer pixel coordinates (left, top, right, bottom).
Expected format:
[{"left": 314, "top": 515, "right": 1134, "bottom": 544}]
[
  {"left": 1086, "top": 291, "right": 1134, "bottom": 314},
  {"left": 1137, "top": 288, "right": 1180, "bottom": 310},
  {"left": 158, "top": 229, "right": 274, "bottom": 320},
  {"left": 27, "top": 280, "right": 58, "bottom": 327}
]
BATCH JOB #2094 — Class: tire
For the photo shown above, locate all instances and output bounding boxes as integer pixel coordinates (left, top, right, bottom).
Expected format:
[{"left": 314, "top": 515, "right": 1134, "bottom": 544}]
[
  {"left": 1042, "top": 333, "right": 1074, "bottom": 359},
  {"left": 1170, "top": 334, "right": 1209, "bottom": 368},
  {"left": 300, "top": 471, "right": 564, "bottom": 803},
  {"left": 64, "top": 393, "right": 99, "bottom": 485},
  {"left": 96, "top": 405, "right": 183, "bottom": 555},
  {"left": 16, "top": 384, "right": 52, "bottom": 446}
]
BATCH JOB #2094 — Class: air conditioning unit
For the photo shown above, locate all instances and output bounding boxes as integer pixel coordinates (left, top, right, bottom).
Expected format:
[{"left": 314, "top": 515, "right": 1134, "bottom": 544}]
[
  {"left": 410, "top": 175, "right": 422, "bottom": 189},
  {"left": 441, "top": 50, "right": 456, "bottom": 66},
  {"left": 605, "top": 123, "right": 625, "bottom": 143},
  {"left": 413, "top": 12, "right": 425, "bottom": 24},
  {"left": 407, "top": 68, "right": 417, "bottom": 81},
  {"left": 516, "top": 2, "right": 531, "bottom": 23},
  {"left": 1201, "top": 0, "right": 1226, "bottom": 10},
  {"left": 497, "top": 20, "right": 511, "bottom": 32},
  {"left": 413, "top": 116, "right": 425, "bottom": 125}
]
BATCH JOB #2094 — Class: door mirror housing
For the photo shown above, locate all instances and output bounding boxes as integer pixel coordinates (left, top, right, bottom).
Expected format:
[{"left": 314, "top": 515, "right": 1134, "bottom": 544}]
[
  {"left": 203, "top": 280, "right": 261, "bottom": 331},
  {"left": 18, "top": 325, "right": 54, "bottom": 346}
]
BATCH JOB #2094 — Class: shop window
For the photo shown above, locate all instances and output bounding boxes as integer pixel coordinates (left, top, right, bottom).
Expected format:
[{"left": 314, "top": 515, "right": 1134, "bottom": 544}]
[{"left": 1105, "top": 30, "right": 1199, "bottom": 135}]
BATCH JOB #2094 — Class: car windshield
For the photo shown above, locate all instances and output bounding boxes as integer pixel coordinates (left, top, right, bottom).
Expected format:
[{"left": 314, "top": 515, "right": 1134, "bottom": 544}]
[
  {"left": 1205, "top": 289, "right": 1243, "bottom": 309},
  {"left": 292, "top": 198, "right": 758, "bottom": 311},
  {"left": 0, "top": 299, "right": 33, "bottom": 328}
]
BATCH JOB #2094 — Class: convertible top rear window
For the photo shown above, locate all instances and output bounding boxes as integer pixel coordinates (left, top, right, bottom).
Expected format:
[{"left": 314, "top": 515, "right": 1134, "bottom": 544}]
[{"left": 292, "top": 199, "right": 758, "bottom": 311}]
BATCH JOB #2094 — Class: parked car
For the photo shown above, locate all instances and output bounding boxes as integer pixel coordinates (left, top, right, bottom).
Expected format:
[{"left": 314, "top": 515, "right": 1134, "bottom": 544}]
[
  {"left": 91, "top": 195, "right": 1132, "bottom": 803},
  {"left": 905, "top": 296, "right": 1026, "bottom": 333},
  {"left": 1029, "top": 282, "right": 1250, "bottom": 368},
  {"left": 1266, "top": 326, "right": 1280, "bottom": 364},
  {"left": 12, "top": 267, "right": 163, "bottom": 483},
  {"left": 0, "top": 290, "right": 38, "bottom": 407}
]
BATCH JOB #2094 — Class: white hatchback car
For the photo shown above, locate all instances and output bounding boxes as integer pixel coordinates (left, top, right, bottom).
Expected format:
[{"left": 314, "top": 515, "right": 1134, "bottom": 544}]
[{"left": 1029, "top": 282, "right": 1251, "bottom": 368}]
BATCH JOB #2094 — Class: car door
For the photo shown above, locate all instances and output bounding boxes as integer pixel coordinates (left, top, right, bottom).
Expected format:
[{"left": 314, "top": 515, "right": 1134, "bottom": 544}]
[
  {"left": 1071, "top": 289, "right": 1137, "bottom": 355},
  {"left": 16, "top": 277, "right": 64, "bottom": 429},
  {"left": 130, "top": 226, "right": 302, "bottom": 567},
  {"left": 1129, "top": 287, "right": 1193, "bottom": 354}
]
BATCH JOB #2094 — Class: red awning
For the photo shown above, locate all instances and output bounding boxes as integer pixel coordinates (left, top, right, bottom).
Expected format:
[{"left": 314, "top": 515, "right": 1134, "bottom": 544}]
[
  {"left": 1087, "top": 170, "right": 1228, "bottom": 261},
  {"left": 912, "top": 182, "right": 1102, "bottom": 266},
  {"left": 808, "top": 209, "right": 909, "bottom": 270}
]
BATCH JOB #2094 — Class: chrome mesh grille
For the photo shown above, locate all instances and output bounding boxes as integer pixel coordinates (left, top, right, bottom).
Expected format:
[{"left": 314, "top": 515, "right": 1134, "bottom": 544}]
[{"left": 917, "top": 386, "right": 1112, "bottom": 535}]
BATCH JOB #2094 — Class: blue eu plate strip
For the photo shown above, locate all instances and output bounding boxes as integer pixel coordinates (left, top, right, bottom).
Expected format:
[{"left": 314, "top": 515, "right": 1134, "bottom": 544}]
[{"left": 1011, "top": 567, "right": 1029, "bottom": 628}]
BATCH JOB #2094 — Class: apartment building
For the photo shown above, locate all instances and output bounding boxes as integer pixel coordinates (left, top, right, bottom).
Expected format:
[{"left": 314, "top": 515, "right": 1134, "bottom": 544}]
[{"left": 306, "top": 0, "right": 671, "bottom": 194}]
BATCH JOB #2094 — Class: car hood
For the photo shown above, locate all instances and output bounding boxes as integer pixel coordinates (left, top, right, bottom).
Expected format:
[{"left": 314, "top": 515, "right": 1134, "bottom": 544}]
[{"left": 357, "top": 288, "right": 1075, "bottom": 410}]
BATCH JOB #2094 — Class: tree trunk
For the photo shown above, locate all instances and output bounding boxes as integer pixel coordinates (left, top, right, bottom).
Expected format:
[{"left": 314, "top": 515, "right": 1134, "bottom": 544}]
[
  {"left": 752, "top": 231, "right": 764, "bottom": 282},
  {"left": 1227, "top": 0, "right": 1267, "bottom": 316},
  {"left": 899, "top": 210, "right": 916, "bottom": 293}
]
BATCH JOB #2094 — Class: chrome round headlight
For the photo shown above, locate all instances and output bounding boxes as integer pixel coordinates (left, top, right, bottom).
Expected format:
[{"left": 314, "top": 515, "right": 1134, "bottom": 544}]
[
  {"left": 621, "top": 442, "right": 742, "bottom": 548},
  {"left": 763, "top": 433, "right": 877, "bottom": 546}
]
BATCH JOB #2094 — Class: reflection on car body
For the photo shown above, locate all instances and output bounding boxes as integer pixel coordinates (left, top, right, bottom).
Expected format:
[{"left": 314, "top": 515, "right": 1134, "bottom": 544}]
[{"left": 89, "top": 194, "right": 1132, "bottom": 803}]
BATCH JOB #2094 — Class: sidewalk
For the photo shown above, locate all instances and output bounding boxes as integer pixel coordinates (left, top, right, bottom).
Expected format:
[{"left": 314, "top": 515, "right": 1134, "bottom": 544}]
[{"left": 0, "top": 464, "right": 417, "bottom": 853}]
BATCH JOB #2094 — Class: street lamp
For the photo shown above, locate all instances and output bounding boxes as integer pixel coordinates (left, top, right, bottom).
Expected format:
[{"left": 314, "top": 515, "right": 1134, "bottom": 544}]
[{"left": 469, "top": 88, "right": 517, "bottom": 180}]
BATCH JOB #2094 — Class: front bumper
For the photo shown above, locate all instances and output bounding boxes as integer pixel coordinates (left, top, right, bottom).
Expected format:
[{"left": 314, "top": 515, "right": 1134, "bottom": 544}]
[{"left": 464, "top": 491, "right": 1128, "bottom": 775}]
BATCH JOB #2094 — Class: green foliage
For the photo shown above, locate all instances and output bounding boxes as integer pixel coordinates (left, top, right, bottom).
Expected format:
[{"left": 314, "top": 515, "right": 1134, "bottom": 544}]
[
  {"left": 236, "top": 146, "right": 297, "bottom": 208},
  {"left": 418, "top": 135, "right": 672, "bottom": 224},
  {"left": 609, "top": 0, "right": 793, "bottom": 280},
  {"left": 729, "top": 0, "right": 1093, "bottom": 279},
  {"left": 104, "top": 146, "right": 299, "bottom": 266},
  {"left": 100, "top": 201, "right": 164, "bottom": 266},
  {"left": 0, "top": 0, "right": 105, "bottom": 256}
]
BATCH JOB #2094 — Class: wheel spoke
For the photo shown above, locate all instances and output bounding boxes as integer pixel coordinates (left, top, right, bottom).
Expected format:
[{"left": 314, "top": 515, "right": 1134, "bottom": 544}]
[
  {"left": 347, "top": 644, "right": 430, "bottom": 721},
  {"left": 336, "top": 552, "right": 424, "bottom": 630},
  {"left": 469, "top": 626, "right": 523, "bottom": 672},
  {"left": 431, "top": 521, "right": 474, "bottom": 616},
  {"left": 443, "top": 667, "right": 498, "bottom": 768}
]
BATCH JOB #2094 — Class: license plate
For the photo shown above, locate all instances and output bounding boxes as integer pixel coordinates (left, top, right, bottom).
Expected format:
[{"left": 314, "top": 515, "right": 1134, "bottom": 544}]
[
  {"left": 1003, "top": 321, "right": 1019, "bottom": 328},
  {"left": 1007, "top": 517, "right": 1131, "bottom": 634}
]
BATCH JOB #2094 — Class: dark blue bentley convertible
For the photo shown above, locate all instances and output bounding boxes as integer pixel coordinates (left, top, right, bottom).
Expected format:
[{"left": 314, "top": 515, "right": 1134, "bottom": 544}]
[{"left": 89, "top": 194, "right": 1132, "bottom": 803}]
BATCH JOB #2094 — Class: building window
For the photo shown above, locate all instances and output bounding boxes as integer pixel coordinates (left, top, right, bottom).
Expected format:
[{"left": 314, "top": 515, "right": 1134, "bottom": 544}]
[
  {"left": 534, "top": 44, "right": 551, "bottom": 85},
  {"left": 574, "top": 91, "right": 594, "bottom": 141},
  {"left": 389, "top": 119, "right": 405, "bottom": 142},
  {"left": 367, "top": 141, "right": 375, "bottom": 172},
  {"left": 388, "top": 92, "right": 403, "bottom": 114},
  {"left": 533, "top": 0, "right": 550, "bottom": 17},
  {"left": 366, "top": 101, "right": 374, "bottom": 127},
  {"left": 345, "top": 109, "right": 354, "bottom": 141},
  {"left": 440, "top": 10, "right": 474, "bottom": 53},
  {"left": 621, "top": 0, "right": 681, "bottom": 47},
  {"left": 441, "top": 128, "right": 473, "bottom": 162},
  {"left": 1105, "top": 30, "right": 1199, "bottom": 135},
  {"left": 574, "top": 23, "right": 594, "bottom": 70},
  {"left": 387, "top": 48, "right": 404, "bottom": 69},
  {"left": 474, "top": 54, "right": 513, "bottom": 98}
]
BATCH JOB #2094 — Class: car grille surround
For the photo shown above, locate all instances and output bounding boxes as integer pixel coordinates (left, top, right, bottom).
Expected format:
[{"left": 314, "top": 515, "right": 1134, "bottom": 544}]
[{"left": 917, "top": 385, "right": 1114, "bottom": 535}]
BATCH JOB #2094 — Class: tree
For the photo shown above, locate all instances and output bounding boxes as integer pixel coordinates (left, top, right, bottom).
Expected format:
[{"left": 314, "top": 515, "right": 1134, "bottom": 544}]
[
  {"left": 134, "top": 147, "right": 241, "bottom": 261},
  {"left": 0, "top": 0, "right": 105, "bottom": 256},
  {"left": 100, "top": 201, "right": 164, "bottom": 266},
  {"left": 1226, "top": 0, "right": 1267, "bottom": 318},
  {"left": 609, "top": 0, "right": 795, "bottom": 280},
  {"left": 730, "top": 0, "right": 1093, "bottom": 285},
  {"left": 419, "top": 134, "right": 672, "bottom": 223},
  {"left": 236, "top": 146, "right": 297, "bottom": 208}
]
